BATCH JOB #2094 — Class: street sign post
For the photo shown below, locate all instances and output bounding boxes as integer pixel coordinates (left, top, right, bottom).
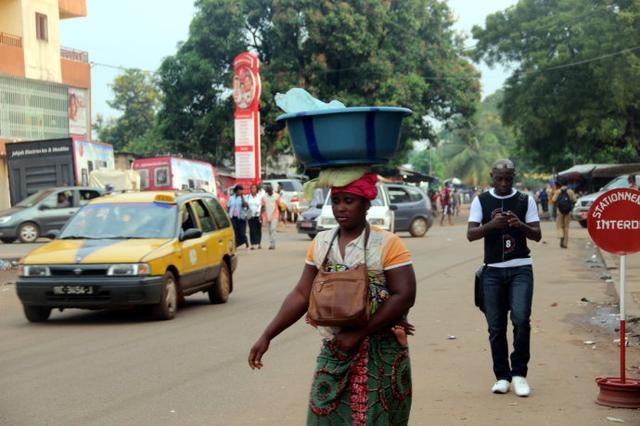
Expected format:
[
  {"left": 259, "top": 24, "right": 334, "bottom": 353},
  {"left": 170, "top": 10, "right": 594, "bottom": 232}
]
[
  {"left": 232, "top": 52, "right": 261, "bottom": 190},
  {"left": 587, "top": 187, "right": 640, "bottom": 408}
]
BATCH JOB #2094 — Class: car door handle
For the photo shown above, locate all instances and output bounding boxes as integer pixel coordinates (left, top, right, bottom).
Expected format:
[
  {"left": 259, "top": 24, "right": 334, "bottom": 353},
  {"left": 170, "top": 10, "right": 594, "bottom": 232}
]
[
  {"left": 217, "top": 239, "right": 223, "bottom": 244},
  {"left": 201, "top": 244, "right": 208, "bottom": 250}
]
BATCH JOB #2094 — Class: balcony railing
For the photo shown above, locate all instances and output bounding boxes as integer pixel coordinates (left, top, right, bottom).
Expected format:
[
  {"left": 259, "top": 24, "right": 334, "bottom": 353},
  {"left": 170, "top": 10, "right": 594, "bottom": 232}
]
[
  {"left": 0, "top": 32, "right": 22, "bottom": 48},
  {"left": 60, "top": 47, "right": 88, "bottom": 63}
]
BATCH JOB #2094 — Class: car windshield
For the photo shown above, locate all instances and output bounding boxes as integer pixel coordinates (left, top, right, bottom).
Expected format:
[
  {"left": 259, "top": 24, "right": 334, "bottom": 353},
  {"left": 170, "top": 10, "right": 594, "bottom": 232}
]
[
  {"left": 325, "top": 187, "right": 385, "bottom": 207},
  {"left": 60, "top": 202, "right": 178, "bottom": 239},
  {"left": 603, "top": 175, "right": 638, "bottom": 190},
  {"left": 15, "top": 190, "right": 54, "bottom": 208}
]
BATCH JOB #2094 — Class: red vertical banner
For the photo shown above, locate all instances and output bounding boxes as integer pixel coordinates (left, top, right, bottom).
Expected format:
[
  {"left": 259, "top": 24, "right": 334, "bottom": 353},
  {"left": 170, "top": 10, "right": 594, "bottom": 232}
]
[{"left": 232, "top": 52, "right": 261, "bottom": 188}]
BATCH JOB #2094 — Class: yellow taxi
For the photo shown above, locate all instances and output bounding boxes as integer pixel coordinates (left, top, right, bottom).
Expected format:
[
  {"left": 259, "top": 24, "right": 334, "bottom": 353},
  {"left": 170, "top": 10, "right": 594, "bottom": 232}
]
[{"left": 16, "top": 191, "right": 237, "bottom": 322}]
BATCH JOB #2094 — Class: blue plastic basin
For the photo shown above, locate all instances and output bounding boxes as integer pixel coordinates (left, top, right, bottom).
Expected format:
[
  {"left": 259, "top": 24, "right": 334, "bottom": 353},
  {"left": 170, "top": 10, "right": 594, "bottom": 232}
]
[{"left": 276, "top": 106, "right": 412, "bottom": 168}]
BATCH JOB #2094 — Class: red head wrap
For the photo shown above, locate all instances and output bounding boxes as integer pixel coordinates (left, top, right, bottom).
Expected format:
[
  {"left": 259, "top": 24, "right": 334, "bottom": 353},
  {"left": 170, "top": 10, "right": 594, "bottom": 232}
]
[{"left": 331, "top": 172, "right": 378, "bottom": 200}]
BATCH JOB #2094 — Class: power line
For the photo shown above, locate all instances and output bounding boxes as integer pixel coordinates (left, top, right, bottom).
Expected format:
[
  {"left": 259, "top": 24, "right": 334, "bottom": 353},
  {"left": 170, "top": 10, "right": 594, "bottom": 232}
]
[
  {"left": 543, "top": 45, "right": 640, "bottom": 71},
  {"left": 90, "top": 61, "right": 155, "bottom": 74}
]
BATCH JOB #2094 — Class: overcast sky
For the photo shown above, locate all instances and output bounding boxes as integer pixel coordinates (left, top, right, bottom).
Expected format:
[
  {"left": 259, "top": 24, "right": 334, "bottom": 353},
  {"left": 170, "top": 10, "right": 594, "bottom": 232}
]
[{"left": 59, "top": 0, "right": 517, "bottom": 121}]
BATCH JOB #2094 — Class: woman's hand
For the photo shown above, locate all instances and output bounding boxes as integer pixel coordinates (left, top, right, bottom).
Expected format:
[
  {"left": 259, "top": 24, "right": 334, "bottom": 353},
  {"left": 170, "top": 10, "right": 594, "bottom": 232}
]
[
  {"left": 395, "top": 319, "right": 415, "bottom": 336},
  {"left": 248, "top": 334, "right": 270, "bottom": 370},
  {"left": 332, "top": 329, "right": 365, "bottom": 353}
]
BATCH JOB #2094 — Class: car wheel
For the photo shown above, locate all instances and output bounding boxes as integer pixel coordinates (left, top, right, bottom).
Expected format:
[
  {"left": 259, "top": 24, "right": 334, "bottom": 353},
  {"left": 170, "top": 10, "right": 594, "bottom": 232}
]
[
  {"left": 18, "top": 222, "right": 40, "bottom": 243},
  {"left": 409, "top": 218, "right": 428, "bottom": 238},
  {"left": 209, "top": 261, "right": 231, "bottom": 304},
  {"left": 23, "top": 305, "right": 51, "bottom": 322},
  {"left": 308, "top": 233, "right": 316, "bottom": 240},
  {"left": 579, "top": 219, "right": 587, "bottom": 228},
  {"left": 0, "top": 238, "right": 16, "bottom": 244},
  {"left": 151, "top": 271, "right": 178, "bottom": 320}
]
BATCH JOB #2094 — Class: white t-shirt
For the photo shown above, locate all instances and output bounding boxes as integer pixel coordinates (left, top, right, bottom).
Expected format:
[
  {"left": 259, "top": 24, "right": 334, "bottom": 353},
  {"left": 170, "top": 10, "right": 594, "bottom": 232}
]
[
  {"left": 468, "top": 189, "right": 540, "bottom": 268},
  {"left": 246, "top": 193, "right": 264, "bottom": 217}
]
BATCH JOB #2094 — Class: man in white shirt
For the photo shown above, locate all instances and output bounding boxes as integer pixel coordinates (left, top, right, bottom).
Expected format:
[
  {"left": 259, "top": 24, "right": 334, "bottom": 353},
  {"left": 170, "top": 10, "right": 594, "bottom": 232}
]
[{"left": 467, "top": 159, "right": 542, "bottom": 397}]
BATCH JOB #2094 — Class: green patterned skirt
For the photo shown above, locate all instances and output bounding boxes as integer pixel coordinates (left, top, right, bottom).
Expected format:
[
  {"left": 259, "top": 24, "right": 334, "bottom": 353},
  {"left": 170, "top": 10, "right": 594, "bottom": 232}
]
[{"left": 307, "top": 334, "right": 412, "bottom": 426}]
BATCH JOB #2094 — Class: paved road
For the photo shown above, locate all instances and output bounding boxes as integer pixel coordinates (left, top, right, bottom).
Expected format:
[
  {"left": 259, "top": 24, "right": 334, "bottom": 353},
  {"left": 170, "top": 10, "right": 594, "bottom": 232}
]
[
  {"left": 0, "top": 223, "right": 638, "bottom": 425},
  {"left": 0, "top": 240, "right": 48, "bottom": 261}
]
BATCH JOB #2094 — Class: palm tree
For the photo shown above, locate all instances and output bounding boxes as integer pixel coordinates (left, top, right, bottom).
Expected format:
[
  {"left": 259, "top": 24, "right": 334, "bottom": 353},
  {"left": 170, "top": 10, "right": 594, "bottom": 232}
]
[{"left": 437, "top": 127, "right": 506, "bottom": 186}]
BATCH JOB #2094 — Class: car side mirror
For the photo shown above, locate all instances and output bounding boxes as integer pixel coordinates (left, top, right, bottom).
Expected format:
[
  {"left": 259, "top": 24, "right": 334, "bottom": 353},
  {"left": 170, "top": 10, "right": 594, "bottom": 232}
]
[
  {"left": 181, "top": 228, "right": 202, "bottom": 241},
  {"left": 389, "top": 205, "right": 398, "bottom": 211},
  {"left": 316, "top": 203, "right": 324, "bottom": 209},
  {"left": 47, "top": 230, "right": 60, "bottom": 240},
  {"left": 38, "top": 204, "right": 49, "bottom": 211}
]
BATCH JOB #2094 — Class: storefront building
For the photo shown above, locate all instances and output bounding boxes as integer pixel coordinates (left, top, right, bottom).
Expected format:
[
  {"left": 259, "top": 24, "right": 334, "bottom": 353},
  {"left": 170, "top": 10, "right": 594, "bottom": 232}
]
[{"left": 0, "top": 0, "right": 90, "bottom": 208}]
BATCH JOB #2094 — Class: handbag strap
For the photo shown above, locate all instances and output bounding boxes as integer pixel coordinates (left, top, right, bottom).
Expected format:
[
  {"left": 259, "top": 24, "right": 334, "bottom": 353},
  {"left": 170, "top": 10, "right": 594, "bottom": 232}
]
[{"left": 321, "top": 224, "right": 370, "bottom": 270}]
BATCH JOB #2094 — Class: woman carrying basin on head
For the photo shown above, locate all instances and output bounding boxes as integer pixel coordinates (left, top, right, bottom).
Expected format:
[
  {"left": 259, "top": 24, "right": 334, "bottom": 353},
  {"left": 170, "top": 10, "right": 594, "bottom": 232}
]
[{"left": 249, "top": 172, "right": 417, "bottom": 425}]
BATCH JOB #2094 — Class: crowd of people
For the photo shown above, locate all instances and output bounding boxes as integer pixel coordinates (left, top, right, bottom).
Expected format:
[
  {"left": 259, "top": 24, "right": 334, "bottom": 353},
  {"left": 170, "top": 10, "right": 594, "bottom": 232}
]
[{"left": 227, "top": 182, "right": 287, "bottom": 250}]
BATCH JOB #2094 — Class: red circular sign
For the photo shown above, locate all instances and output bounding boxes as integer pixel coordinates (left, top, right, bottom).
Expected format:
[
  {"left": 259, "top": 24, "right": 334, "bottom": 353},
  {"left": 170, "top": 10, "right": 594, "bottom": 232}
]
[{"left": 587, "top": 188, "right": 640, "bottom": 255}]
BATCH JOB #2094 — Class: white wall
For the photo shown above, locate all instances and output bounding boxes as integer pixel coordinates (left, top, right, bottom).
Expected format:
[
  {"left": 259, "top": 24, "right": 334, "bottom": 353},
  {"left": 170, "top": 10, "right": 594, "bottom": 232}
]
[{"left": 21, "top": 0, "right": 62, "bottom": 82}]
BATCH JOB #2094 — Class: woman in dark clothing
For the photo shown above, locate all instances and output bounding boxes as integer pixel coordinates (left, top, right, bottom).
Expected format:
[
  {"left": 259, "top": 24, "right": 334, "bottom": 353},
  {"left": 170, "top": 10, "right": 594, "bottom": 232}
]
[{"left": 228, "top": 185, "right": 249, "bottom": 249}]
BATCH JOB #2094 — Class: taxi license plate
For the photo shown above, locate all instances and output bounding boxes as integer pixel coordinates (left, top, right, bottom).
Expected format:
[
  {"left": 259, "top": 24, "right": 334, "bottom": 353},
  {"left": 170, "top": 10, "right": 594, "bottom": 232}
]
[
  {"left": 300, "top": 221, "right": 314, "bottom": 229},
  {"left": 53, "top": 285, "right": 94, "bottom": 295}
]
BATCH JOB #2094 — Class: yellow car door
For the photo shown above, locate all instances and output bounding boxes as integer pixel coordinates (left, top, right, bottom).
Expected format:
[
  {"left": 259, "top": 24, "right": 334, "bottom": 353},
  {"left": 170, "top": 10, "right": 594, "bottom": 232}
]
[
  {"left": 190, "top": 199, "right": 221, "bottom": 282},
  {"left": 179, "top": 202, "right": 208, "bottom": 290},
  {"left": 203, "top": 197, "right": 235, "bottom": 260}
]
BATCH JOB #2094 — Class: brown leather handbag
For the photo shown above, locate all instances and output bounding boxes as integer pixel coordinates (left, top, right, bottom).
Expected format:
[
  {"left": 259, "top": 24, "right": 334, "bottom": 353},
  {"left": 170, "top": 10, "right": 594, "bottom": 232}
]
[{"left": 307, "top": 226, "right": 370, "bottom": 327}]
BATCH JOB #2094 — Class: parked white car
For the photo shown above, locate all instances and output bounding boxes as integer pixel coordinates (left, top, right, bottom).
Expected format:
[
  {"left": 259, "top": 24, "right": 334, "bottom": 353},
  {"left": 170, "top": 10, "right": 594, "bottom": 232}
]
[
  {"left": 315, "top": 184, "right": 395, "bottom": 232},
  {"left": 572, "top": 174, "right": 640, "bottom": 227}
]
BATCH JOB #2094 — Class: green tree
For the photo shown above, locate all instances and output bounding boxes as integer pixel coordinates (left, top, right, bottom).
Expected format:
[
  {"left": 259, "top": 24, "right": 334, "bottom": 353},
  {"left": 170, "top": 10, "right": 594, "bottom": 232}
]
[
  {"left": 409, "top": 147, "right": 445, "bottom": 180},
  {"left": 437, "top": 125, "right": 506, "bottom": 186},
  {"left": 156, "top": 0, "right": 481, "bottom": 167},
  {"left": 472, "top": 0, "right": 640, "bottom": 169},
  {"left": 95, "top": 69, "right": 161, "bottom": 151}
]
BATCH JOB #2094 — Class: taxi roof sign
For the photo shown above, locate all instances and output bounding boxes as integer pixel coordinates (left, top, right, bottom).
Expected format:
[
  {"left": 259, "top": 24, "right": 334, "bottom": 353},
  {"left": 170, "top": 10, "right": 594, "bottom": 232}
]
[{"left": 154, "top": 194, "right": 177, "bottom": 204}]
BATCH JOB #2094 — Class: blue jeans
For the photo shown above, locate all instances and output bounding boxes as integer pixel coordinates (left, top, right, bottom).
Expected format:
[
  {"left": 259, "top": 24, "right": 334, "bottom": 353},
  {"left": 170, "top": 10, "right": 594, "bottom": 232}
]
[{"left": 482, "top": 265, "right": 533, "bottom": 381}]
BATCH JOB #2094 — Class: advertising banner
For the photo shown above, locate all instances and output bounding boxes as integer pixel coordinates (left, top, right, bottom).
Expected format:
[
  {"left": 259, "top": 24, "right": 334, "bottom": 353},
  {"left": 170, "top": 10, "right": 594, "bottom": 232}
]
[
  {"left": 68, "top": 87, "right": 89, "bottom": 137},
  {"left": 233, "top": 52, "right": 261, "bottom": 186}
]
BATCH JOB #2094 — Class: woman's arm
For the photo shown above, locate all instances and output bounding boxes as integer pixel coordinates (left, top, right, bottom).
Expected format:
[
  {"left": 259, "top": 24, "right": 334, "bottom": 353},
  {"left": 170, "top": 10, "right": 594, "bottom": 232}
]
[
  {"left": 332, "top": 265, "right": 416, "bottom": 352},
  {"left": 248, "top": 264, "right": 317, "bottom": 369}
]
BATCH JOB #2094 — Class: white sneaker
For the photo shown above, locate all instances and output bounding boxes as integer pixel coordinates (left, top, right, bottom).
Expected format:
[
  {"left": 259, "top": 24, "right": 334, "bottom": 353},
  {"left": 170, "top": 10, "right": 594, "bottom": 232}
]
[
  {"left": 491, "top": 379, "right": 510, "bottom": 394},
  {"left": 512, "top": 376, "right": 530, "bottom": 397}
]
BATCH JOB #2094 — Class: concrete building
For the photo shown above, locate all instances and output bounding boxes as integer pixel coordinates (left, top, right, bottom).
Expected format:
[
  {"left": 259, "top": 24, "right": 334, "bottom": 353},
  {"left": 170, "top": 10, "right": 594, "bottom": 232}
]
[{"left": 0, "top": 0, "right": 91, "bottom": 209}]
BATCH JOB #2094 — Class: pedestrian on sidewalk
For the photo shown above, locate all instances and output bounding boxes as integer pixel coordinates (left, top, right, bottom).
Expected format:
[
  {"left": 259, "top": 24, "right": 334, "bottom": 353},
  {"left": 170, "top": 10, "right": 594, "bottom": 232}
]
[
  {"left": 247, "top": 183, "right": 264, "bottom": 250},
  {"left": 228, "top": 184, "right": 249, "bottom": 250},
  {"left": 440, "top": 185, "right": 453, "bottom": 226},
  {"left": 467, "top": 159, "right": 541, "bottom": 397},
  {"left": 249, "top": 172, "right": 417, "bottom": 425},
  {"left": 538, "top": 185, "right": 549, "bottom": 220},
  {"left": 262, "top": 183, "right": 282, "bottom": 250},
  {"left": 548, "top": 182, "right": 559, "bottom": 221},
  {"left": 629, "top": 174, "right": 638, "bottom": 190},
  {"left": 551, "top": 183, "right": 576, "bottom": 249}
]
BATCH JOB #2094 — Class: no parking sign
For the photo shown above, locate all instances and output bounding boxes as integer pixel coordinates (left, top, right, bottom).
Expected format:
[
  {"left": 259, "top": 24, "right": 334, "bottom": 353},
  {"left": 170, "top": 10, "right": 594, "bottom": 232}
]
[
  {"left": 587, "top": 188, "right": 640, "bottom": 405},
  {"left": 588, "top": 188, "right": 640, "bottom": 255}
]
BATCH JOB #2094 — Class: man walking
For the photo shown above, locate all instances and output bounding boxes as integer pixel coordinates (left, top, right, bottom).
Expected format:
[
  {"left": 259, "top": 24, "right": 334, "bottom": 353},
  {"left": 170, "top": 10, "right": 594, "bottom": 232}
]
[
  {"left": 467, "top": 159, "right": 541, "bottom": 397},
  {"left": 262, "top": 183, "right": 282, "bottom": 250},
  {"left": 551, "top": 183, "right": 576, "bottom": 249}
]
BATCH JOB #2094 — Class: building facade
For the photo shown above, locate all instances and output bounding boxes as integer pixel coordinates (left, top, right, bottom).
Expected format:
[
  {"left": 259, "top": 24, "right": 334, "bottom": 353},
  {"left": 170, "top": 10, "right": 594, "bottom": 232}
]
[{"left": 0, "top": 0, "right": 90, "bottom": 209}]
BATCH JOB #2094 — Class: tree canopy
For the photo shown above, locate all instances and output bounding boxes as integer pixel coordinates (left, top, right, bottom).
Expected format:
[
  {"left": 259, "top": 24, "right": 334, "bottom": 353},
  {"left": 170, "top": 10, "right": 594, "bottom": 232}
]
[
  {"left": 94, "top": 69, "right": 160, "bottom": 152},
  {"left": 472, "top": 0, "right": 640, "bottom": 170},
  {"left": 154, "top": 0, "right": 480, "bottom": 167}
]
